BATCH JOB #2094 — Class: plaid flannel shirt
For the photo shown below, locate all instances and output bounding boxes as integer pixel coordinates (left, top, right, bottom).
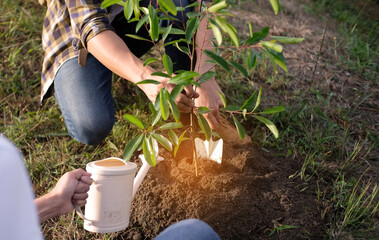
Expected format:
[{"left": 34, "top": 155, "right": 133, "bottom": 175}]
[{"left": 40, "top": 0, "right": 113, "bottom": 102}]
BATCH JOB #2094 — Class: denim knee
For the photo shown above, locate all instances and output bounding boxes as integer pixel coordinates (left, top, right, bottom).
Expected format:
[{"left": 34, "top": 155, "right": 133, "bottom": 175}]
[
  {"left": 70, "top": 112, "right": 115, "bottom": 145},
  {"left": 54, "top": 55, "right": 114, "bottom": 145},
  {"left": 154, "top": 219, "right": 220, "bottom": 240}
]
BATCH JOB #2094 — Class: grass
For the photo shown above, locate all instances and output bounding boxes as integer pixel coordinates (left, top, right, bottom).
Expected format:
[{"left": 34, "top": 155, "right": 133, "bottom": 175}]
[
  {"left": 1, "top": 0, "right": 378, "bottom": 239},
  {"left": 304, "top": 0, "right": 379, "bottom": 81}
]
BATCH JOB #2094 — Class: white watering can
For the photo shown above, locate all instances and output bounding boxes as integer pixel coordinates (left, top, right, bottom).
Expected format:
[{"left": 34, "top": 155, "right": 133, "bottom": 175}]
[{"left": 76, "top": 155, "right": 163, "bottom": 233}]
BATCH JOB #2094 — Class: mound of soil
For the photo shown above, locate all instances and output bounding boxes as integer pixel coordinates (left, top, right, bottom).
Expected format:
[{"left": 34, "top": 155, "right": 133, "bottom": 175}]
[{"left": 111, "top": 141, "right": 326, "bottom": 239}]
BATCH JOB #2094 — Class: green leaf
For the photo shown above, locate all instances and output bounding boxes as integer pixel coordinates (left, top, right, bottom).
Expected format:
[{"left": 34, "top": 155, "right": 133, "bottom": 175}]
[
  {"left": 125, "top": 34, "right": 150, "bottom": 42},
  {"left": 265, "top": 48, "right": 278, "bottom": 73},
  {"left": 186, "top": 12, "right": 200, "bottom": 18},
  {"left": 131, "top": 0, "right": 140, "bottom": 19},
  {"left": 143, "top": 57, "right": 158, "bottom": 66},
  {"left": 242, "top": 109, "right": 247, "bottom": 120},
  {"left": 174, "top": 129, "right": 189, "bottom": 156},
  {"left": 168, "top": 71, "right": 200, "bottom": 85},
  {"left": 240, "top": 91, "right": 256, "bottom": 110},
  {"left": 197, "top": 113, "right": 212, "bottom": 141},
  {"left": 136, "top": 79, "right": 161, "bottom": 85},
  {"left": 154, "top": 91, "right": 161, "bottom": 110},
  {"left": 271, "top": 36, "right": 304, "bottom": 44},
  {"left": 160, "top": 88, "right": 169, "bottom": 120},
  {"left": 269, "top": 0, "right": 280, "bottom": 14},
  {"left": 149, "top": 102, "right": 156, "bottom": 114},
  {"left": 197, "top": 107, "right": 211, "bottom": 114},
  {"left": 261, "top": 106, "right": 285, "bottom": 114},
  {"left": 152, "top": 133, "right": 173, "bottom": 151},
  {"left": 108, "top": 141, "right": 118, "bottom": 151},
  {"left": 170, "top": 85, "right": 185, "bottom": 100},
  {"left": 260, "top": 41, "right": 283, "bottom": 53},
  {"left": 203, "top": 50, "right": 230, "bottom": 72},
  {"left": 168, "top": 129, "right": 178, "bottom": 146},
  {"left": 244, "top": 27, "right": 269, "bottom": 45},
  {"left": 248, "top": 22, "right": 253, "bottom": 37},
  {"left": 136, "top": 15, "right": 149, "bottom": 32},
  {"left": 214, "top": 16, "right": 228, "bottom": 33},
  {"left": 151, "top": 109, "right": 162, "bottom": 126},
  {"left": 225, "top": 23, "right": 239, "bottom": 48},
  {"left": 143, "top": 136, "right": 156, "bottom": 166},
  {"left": 151, "top": 137, "right": 159, "bottom": 158},
  {"left": 101, "top": 0, "right": 124, "bottom": 9},
  {"left": 246, "top": 50, "right": 257, "bottom": 71},
  {"left": 124, "top": 0, "right": 133, "bottom": 20},
  {"left": 123, "top": 135, "right": 143, "bottom": 162},
  {"left": 197, "top": 71, "right": 216, "bottom": 84},
  {"left": 185, "top": 17, "right": 200, "bottom": 43},
  {"left": 186, "top": 1, "right": 199, "bottom": 8},
  {"left": 152, "top": 71, "right": 171, "bottom": 78},
  {"left": 160, "top": 122, "right": 183, "bottom": 130},
  {"left": 161, "top": 24, "right": 172, "bottom": 42},
  {"left": 148, "top": 5, "right": 159, "bottom": 41},
  {"left": 229, "top": 60, "right": 248, "bottom": 77},
  {"left": 233, "top": 116, "right": 245, "bottom": 140},
  {"left": 160, "top": 27, "right": 185, "bottom": 35},
  {"left": 253, "top": 86, "right": 262, "bottom": 112},
  {"left": 266, "top": 49, "right": 288, "bottom": 72},
  {"left": 123, "top": 114, "right": 145, "bottom": 129},
  {"left": 175, "top": 42, "right": 190, "bottom": 54},
  {"left": 208, "top": 0, "right": 228, "bottom": 12},
  {"left": 217, "top": 91, "right": 227, "bottom": 108},
  {"left": 163, "top": 54, "right": 173, "bottom": 76},
  {"left": 224, "top": 105, "right": 240, "bottom": 111},
  {"left": 254, "top": 115, "right": 279, "bottom": 138},
  {"left": 167, "top": 91, "right": 180, "bottom": 122},
  {"left": 210, "top": 23, "right": 223, "bottom": 46},
  {"left": 158, "top": 0, "right": 177, "bottom": 16}
]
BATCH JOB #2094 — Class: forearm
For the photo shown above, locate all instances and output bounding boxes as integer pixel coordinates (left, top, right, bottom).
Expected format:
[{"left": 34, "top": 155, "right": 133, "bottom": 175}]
[
  {"left": 87, "top": 30, "right": 157, "bottom": 84},
  {"left": 34, "top": 192, "right": 63, "bottom": 223},
  {"left": 195, "top": 17, "right": 215, "bottom": 76},
  {"left": 195, "top": 18, "right": 221, "bottom": 94}
]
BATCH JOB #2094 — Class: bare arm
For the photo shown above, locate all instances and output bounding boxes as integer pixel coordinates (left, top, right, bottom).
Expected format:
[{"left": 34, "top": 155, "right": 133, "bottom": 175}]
[
  {"left": 87, "top": 30, "right": 198, "bottom": 112},
  {"left": 34, "top": 169, "right": 92, "bottom": 223},
  {"left": 194, "top": 16, "right": 224, "bottom": 130}
]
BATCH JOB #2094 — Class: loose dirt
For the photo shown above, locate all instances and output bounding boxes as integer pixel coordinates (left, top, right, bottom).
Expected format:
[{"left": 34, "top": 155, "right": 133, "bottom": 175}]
[{"left": 116, "top": 142, "right": 326, "bottom": 239}]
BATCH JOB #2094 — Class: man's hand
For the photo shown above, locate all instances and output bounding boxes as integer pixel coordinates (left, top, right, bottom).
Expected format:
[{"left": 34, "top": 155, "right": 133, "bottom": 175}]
[
  {"left": 194, "top": 78, "right": 224, "bottom": 130},
  {"left": 52, "top": 169, "right": 92, "bottom": 213},
  {"left": 138, "top": 75, "right": 199, "bottom": 113},
  {"left": 35, "top": 169, "right": 92, "bottom": 223}
]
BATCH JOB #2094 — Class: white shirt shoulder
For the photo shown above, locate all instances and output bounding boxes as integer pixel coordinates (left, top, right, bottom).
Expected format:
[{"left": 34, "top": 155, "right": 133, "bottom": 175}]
[{"left": 0, "top": 136, "right": 44, "bottom": 240}]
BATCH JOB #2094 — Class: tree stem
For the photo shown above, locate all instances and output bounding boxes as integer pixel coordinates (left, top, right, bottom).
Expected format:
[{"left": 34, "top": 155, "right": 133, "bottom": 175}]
[{"left": 190, "top": 109, "right": 198, "bottom": 177}]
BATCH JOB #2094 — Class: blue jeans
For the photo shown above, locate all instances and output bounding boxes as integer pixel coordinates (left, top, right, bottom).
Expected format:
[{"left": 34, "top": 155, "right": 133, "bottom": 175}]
[
  {"left": 54, "top": 0, "right": 193, "bottom": 145},
  {"left": 155, "top": 219, "right": 221, "bottom": 240}
]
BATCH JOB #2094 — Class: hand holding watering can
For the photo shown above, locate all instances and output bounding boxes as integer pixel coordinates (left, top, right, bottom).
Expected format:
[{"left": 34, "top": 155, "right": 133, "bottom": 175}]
[{"left": 76, "top": 156, "right": 163, "bottom": 233}]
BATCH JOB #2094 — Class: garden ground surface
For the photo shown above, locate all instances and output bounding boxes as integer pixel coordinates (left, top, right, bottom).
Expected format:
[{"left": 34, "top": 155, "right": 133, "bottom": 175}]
[
  {"left": 77, "top": 0, "right": 378, "bottom": 239},
  {"left": 1, "top": 0, "right": 377, "bottom": 239},
  {"left": 122, "top": 142, "right": 325, "bottom": 239}
]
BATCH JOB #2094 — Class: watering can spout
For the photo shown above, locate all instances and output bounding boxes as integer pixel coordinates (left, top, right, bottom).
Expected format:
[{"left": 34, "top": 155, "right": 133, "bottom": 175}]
[{"left": 132, "top": 155, "right": 164, "bottom": 198}]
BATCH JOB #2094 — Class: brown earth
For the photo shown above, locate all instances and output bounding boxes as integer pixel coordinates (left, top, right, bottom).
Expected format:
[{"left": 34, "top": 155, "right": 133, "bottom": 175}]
[{"left": 114, "top": 141, "right": 326, "bottom": 239}]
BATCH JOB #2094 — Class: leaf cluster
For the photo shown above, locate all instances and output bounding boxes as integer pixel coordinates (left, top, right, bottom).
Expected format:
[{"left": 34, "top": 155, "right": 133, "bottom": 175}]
[{"left": 106, "top": 0, "right": 304, "bottom": 166}]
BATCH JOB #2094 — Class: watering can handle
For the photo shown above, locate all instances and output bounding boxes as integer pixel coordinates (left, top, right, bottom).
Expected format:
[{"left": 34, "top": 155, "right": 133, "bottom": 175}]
[
  {"left": 132, "top": 159, "right": 151, "bottom": 198},
  {"left": 75, "top": 205, "right": 92, "bottom": 224}
]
